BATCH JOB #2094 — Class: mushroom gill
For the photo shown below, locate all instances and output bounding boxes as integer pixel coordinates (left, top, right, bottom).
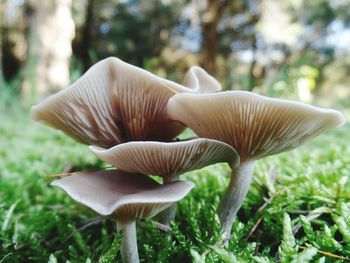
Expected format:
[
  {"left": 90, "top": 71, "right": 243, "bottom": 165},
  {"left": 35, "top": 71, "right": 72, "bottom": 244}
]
[
  {"left": 89, "top": 138, "right": 239, "bottom": 225},
  {"left": 89, "top": 138, "right": 238, "bottom": 178},
  {"left": 51, "top": 170, "right": 194, "bottom": 263},
  {"left": 167, "top": 91, "right": 345, "bottom": 162},
  {"left": 167, "top": 91, "right": 346, "bottom": 235},
  {"left": 32, "top": 57, "right": 191, "bottom": 148}
]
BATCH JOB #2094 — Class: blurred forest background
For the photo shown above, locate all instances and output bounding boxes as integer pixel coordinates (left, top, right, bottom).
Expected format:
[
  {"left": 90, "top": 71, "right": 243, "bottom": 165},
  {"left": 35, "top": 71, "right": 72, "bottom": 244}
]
[{"left": 1, "top": 0, "right": 350, "bottom": 110}]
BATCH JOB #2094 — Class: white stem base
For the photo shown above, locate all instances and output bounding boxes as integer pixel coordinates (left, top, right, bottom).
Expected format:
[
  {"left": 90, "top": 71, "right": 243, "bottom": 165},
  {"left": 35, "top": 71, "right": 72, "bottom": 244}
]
[
  {"left": 117, "top": 221, "right": 140, "bottom": 263},
  {"left": 217, "top": 161, "right": 255, "bottom": 236}
]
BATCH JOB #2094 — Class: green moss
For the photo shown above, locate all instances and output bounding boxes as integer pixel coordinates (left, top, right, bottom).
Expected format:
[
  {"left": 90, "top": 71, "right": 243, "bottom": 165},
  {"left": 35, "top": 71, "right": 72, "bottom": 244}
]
[{"left": 1, "top": 112, "right": 349, "bottom": 262}]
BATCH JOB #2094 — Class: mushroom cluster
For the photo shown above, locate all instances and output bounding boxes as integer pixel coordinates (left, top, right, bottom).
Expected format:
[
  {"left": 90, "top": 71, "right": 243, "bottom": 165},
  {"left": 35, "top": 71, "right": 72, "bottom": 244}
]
[{"left": 33, "top": 57, "right": 345, "bottom": 261}]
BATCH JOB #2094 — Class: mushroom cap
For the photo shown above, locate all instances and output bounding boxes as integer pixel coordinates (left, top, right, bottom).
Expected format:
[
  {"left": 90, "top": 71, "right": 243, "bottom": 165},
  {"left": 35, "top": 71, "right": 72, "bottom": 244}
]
[
  {"left": 51, "top": 170, "right": 194, "bottom": 223},
  {"left": 183, "top": 66, "right": 222, "bottom": 92},
  {"left": 32, "top": 57, "right": 192, "bottom": 148},
  {"left": 89, "top": 138, "right": 239, "bottom": 177},
  {"left": 167, "top": 91, "right": 346, "bottom": 162}
]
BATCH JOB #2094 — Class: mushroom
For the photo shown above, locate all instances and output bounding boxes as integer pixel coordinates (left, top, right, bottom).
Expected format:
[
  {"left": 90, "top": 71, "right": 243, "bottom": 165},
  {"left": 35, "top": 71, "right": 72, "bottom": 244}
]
[
  {"left": 31, "top": 58, "right": 221, "bottom": 149},
  {"left": 183, "top": 66, "right": 222, "bottom": 92},
  {"left": 31, "top": 57, "right": 194, "bottom": 148},
  {"left": 89, "top": 138, "right": 239, "bottom": 225},
  {"left": 167, "top": 91, "right": 346, "bottom": 235},
  {"left": 51, "top": 169, "right": 194, "bottom": 263}
]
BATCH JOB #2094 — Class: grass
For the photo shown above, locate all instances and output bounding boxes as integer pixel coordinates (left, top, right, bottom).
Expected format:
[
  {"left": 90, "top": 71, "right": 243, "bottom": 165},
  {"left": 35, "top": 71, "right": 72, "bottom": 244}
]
[{"left": 0, "top": 110, "right": 350, "bottom": 263}]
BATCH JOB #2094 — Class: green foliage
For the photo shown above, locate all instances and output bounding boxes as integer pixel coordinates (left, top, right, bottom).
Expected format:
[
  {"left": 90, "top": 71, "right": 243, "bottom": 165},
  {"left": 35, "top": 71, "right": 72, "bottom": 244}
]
[
  {"left": 89, "top": 0, "right": 185, "bottom": 68},
  {"left": 291, "top": 247, "right": 318, "bottom": 263},
  {"left": 333, "top": 203, "right": 350, "bottom": 246},
  {"left": 191, "top": 249, "right": 206, "bottom": 263},
  {"left": 1, "top": 112, "right": 350, "bottom": 262},
  {"left": 209, "top": 246, "right": 239, "bottom": 263},
  {"left": 278, "top": 213, "right": 297, "bottom": 262},
  {"left": 0, "top": 74, "right": 22, "bottom": 111},
  {"left": 97, "top": 232, "right": 122, "bottom": 263}
]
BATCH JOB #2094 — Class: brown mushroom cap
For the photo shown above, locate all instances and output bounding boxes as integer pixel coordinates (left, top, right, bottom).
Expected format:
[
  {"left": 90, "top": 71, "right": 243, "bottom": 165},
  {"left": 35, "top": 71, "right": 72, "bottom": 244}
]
[
  {"left": 32, "top": 57, "right": 193, "bottom": 148},
  {"left": 183, "top": 66, "right": 222, "bottom": 92},
  {"left": 51, "top": 170, "right": 194, "bottom": 223},
  {"left": 167, "top": 91, "right": 346, "bottom": 162},
  {"left": 89, "top": 138, "right": 239, "bottom": 177}
]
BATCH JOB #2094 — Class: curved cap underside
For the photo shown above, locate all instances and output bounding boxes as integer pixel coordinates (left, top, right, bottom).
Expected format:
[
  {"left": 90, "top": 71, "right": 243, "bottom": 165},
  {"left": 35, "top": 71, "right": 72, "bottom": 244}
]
[
  {"left": 51, "top": 170, "right": 194, "bottom": 222},
  {"left": 89, "top": 138, "right": 239, "bottom": 177},
  {"left": 32, "top": 57, "right": 189, "bottom": 148},
  {"left": 167, "top": 91, "right": 346, "bottom": 161}
]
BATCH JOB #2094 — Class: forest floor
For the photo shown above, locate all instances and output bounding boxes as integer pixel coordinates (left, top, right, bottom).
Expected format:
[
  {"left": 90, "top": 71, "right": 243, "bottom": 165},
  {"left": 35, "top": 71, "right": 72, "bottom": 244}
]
[{"left": 1, "top": 110, "right": 350, "bottom": 263}]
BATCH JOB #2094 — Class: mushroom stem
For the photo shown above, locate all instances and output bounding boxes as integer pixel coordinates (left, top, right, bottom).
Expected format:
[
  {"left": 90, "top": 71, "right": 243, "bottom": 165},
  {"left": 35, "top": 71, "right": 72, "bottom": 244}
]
[
  {"left": 117, "top": 221, "right": 140, "bottom": 263},
  {"left": 159, "top": 175, "right": 180, "bottom": 226},
  {"left": 217, "top": 161, "right": 255, "bottom": 236}
]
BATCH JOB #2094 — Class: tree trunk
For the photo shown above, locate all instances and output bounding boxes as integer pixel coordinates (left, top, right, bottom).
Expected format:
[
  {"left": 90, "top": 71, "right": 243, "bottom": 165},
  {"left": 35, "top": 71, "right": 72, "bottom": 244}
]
[
  {"left": 201, "top": 0, "right": 227, "bottom": 73},
  {"left": 23, "top": 0, "right": 75, "bottom": 106},
  {"left": 79, "top": 0, "right": 94, "bottom": 72},
  {"left": 247, "top": 34, "right": 257, "bottom": 91},
  {"left": 0, "top": 0, "right": 5, "bottom": 79}
]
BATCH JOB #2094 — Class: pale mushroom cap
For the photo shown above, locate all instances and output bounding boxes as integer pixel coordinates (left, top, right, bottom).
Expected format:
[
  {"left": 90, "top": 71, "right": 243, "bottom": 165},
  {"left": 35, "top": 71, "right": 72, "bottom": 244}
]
[
  {"left": 51, "top": 170, "right": 194, "bottom": 223},
  {"left": 89, "top": 138, "right": 239, "bottom": 177},
  {"left": 183, "top": 66, "right": 222, "bottom": 92},
  {"left": 167, "top": 91, "right": 346, "bottom": 162},
  {"left": 32, "top": 57, "right": 192, "bottom": 148}
]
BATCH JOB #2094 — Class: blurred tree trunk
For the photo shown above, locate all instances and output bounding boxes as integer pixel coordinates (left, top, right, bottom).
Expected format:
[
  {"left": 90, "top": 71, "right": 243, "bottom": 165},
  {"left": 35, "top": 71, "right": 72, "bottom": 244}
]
[
  {"left": 23, "top": 0, "right": 75, "bottom": 106},
  {"left": 0, "top": 0, "right": 5, "bottom": 79},
  {"left": 201, "top": 0, "right": 227, "bottom": 73},
  {"left": 79, "top": 0, "right": 94, "bottom": 72},
  {"left": 247, "top": 34, "right": 257, "bottom": 91}
]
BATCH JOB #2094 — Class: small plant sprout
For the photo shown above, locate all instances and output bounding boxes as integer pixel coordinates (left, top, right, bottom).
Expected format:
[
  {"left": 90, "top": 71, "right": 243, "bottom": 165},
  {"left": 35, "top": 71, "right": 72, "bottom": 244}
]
[
  {"left": 51, "top": 170, "right": 194, "bottom": 263},
  {"left": 89, "top": 138, "right": 239, "bottom": 225},
  {"left": 167, "top": 91, "right": 346, "bottom": 235},
  {"left": 183, "top": 66, "right": 222, "bottom": 92},
  {"left": 31, "top": 57, "right": 197, "bottom": 148}
]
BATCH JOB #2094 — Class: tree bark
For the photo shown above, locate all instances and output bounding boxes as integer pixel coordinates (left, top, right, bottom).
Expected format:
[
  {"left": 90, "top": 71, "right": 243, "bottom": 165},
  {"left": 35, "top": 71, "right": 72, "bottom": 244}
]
[
  {"left": 247, "top": 34, "right": 257, "bottom": 91},
  {"left": 201, "top": 0, "right": 227, "bottom": 73},
  {"left": 0, "top": 0, "right": 5, "bottom": 79},
  {"left": 79, "top": 0, "right": 94, "bottom": 72},
  {"left": 23, "top": 0, "right": 75, "bottom": 106}
]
